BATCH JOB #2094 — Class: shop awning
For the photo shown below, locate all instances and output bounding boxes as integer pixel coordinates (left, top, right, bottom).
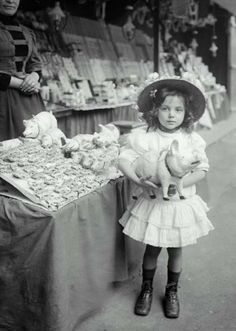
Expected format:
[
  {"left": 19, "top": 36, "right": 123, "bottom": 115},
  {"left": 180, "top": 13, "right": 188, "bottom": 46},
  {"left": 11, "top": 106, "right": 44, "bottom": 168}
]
[{"left": 212, "top": 0, "right": 236, "bottom": 15}]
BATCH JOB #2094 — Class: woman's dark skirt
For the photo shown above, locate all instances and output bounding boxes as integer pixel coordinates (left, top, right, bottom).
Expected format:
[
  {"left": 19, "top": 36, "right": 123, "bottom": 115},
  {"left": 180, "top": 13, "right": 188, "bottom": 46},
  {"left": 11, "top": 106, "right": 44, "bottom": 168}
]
[{"left": 0, "top": 89, "right": 46, "bottom": 141}]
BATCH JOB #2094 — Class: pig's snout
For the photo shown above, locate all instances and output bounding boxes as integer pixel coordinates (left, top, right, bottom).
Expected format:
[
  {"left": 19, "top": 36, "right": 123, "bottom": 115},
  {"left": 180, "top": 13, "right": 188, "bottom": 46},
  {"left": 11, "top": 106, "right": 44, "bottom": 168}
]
[
  {"left": 23, "top": 123, "right": 39, "bottom": 138},
  {"left": 23, "top": 128, "right": 32, "bottom": 137}
]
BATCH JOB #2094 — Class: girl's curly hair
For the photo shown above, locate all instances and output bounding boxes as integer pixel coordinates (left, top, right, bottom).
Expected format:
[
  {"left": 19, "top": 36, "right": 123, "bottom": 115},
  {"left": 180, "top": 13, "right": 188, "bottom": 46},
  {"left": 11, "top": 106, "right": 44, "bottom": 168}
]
[{"left": 142, "top": 87, "right": 195, "bottom": 133}]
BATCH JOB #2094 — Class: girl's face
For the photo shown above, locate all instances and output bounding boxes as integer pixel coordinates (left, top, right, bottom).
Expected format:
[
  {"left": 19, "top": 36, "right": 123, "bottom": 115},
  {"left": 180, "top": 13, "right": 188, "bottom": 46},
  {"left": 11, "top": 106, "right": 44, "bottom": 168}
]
[
  {"left": 157, "top": 95, "right": 185, "bottom": 132},
  {"left": 0, "top": 0, "right": 20, "bottom": 16}
]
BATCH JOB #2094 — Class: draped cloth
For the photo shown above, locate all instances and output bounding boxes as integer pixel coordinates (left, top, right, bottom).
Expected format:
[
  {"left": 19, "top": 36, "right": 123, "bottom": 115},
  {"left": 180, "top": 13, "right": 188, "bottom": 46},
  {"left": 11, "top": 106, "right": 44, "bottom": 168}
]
[
  {"left": 0, "top": 178, "right": 141, "bottom": 331},
  {"left": 0, "top": 89, "right": 45, "bottom": 141}
]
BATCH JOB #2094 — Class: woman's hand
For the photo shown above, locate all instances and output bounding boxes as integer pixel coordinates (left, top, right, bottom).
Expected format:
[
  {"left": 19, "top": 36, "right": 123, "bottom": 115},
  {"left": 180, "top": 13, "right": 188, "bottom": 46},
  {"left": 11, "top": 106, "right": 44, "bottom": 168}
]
[{"left": 20, "top": 72, "right": 40, "bottom": 94}]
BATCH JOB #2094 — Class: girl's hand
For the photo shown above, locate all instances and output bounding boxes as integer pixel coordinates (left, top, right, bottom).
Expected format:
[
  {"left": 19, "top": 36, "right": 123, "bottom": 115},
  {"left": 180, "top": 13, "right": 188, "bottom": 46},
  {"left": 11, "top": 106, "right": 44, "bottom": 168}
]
[{"left": 20, "top": 72, "right": 40, "bottom": 94}]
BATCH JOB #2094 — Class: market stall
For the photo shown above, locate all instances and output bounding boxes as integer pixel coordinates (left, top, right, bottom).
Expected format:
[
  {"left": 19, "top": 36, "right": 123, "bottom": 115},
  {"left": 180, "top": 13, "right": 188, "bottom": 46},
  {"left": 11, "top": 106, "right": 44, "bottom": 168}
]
[
  {"left": 12, "top": 9, "right": 152, "bottom": 139},
  {"left": 11, "top": 1, "right": 231, "bottom": 139},
  {"left": 0, "top": 117, "right": 143, "bottom": 330},
  {"left": 0, "top": 177, "right": 141, "bottom": 331},
  {"left": 53, "top": 102, "right": 138, "bottom": 137}
]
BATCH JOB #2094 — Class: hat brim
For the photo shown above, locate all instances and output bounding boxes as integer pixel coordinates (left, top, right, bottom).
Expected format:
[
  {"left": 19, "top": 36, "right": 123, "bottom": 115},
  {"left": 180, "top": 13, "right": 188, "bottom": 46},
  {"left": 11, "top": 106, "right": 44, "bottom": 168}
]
[{"left": 137, "top": 79, "right": 206, "bottom": 122}]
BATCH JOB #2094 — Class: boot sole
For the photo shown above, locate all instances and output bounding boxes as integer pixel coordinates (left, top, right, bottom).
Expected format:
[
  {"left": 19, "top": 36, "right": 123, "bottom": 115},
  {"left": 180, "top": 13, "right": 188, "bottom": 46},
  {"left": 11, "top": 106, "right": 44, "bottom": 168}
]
[
  {"left": 134, "top": 310, "right": 150, "bottom": 316},
  {"left": 164, "top": 313, "right": 179, "bottom": 318}
]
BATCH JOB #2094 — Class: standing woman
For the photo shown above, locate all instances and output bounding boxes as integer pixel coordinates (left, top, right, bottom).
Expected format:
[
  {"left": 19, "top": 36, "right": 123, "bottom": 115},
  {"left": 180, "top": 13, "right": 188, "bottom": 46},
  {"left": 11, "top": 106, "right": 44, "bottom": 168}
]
[{"left": 0, "top": 0, "right": 46, "bottom": 141}]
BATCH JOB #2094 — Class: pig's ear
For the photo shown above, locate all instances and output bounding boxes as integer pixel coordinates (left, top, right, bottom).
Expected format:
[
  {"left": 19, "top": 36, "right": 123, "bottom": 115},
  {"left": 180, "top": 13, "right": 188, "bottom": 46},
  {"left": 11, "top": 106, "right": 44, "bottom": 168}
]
[
  {"left": 169, "top": 140, "right": 179, "bottom": 155},
  {"left": 98, "top": 124, "right": 105, "bottom": 131},
  {"left": 99, "top": 124, "right": 110, "bottom": 135},
  {"left": 23, "top": 120, "right": 27, "bottom": 126}
]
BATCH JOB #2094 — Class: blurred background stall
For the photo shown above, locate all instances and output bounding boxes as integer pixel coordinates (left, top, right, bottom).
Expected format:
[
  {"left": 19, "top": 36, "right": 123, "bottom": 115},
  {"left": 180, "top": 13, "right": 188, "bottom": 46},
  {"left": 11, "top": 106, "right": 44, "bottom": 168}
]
[{"left": 13, "top": 0, "right": 236, "bottom": 136}]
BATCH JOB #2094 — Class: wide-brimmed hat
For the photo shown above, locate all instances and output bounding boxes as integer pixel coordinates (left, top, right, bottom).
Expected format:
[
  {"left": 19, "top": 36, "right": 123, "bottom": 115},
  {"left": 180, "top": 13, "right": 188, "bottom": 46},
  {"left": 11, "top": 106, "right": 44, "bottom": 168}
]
[{"left": 137, "top": 75, "right": 206, "bottom": 122}]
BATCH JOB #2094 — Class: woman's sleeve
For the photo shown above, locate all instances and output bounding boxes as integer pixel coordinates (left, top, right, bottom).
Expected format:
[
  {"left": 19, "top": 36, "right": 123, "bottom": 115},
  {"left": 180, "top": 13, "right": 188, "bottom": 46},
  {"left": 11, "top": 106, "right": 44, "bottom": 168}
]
[
  {"left": 191, "top": 132, "right": 209, "bottom": 172},
  {"left": 35, "top": 70, "right": 42, "bottom": 81},
  {"left": 25, "top": 29, "right": 43, "bottom": 73},
  {"left": 118, "top": 132, "right": 149, "bottom": 164},
  {"left": 0, "top": 72, "right": 11, "bottom": 90}
]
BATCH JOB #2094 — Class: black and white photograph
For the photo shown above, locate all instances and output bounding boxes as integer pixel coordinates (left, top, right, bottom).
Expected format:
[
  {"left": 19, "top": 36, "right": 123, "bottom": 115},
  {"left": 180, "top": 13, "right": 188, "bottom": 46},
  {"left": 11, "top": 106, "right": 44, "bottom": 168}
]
[{"left": 0, "top": 0, "right": 236, "bottom": 330}]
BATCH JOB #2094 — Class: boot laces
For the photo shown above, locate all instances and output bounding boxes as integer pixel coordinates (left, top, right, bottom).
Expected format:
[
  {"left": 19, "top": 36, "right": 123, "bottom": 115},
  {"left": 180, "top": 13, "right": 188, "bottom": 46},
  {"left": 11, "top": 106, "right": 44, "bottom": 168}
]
[
  {"left": 166, "top": 283, "right": 178, "bottom": 303},
  {"left": 166, "top": 290, "right": 178, "bottom": 303},
  {"left": 139, "top": 282, "right": 152, "bottom": 301}
]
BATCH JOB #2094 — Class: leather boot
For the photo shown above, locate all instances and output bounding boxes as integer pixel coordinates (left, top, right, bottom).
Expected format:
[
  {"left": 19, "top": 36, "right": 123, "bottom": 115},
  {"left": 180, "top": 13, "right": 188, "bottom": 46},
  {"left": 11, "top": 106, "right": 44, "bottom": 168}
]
[
  {"left": 134, "top": 280, "right": 153, "bottom": 316},
  {"left": 164, "top": 282, "right": 180, "bottom": 318}
]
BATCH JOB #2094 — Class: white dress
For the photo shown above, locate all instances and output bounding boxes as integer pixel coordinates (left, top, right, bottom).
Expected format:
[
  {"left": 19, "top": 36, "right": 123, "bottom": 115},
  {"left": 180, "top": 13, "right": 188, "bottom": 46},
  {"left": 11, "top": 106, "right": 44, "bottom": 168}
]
[{"left": 119, "top": 128, "right": 214, "bottom": 248}]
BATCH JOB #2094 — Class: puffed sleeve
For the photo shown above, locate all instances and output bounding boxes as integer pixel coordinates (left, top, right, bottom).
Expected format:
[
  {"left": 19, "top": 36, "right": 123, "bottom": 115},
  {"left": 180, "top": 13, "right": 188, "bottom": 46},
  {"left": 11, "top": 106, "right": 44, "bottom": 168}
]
[
  {"left": 191, "top": 132, "right": 209, "bottom": 172},
  {"left": 118, "top": 131, "right": 150, "bottom": 164}
]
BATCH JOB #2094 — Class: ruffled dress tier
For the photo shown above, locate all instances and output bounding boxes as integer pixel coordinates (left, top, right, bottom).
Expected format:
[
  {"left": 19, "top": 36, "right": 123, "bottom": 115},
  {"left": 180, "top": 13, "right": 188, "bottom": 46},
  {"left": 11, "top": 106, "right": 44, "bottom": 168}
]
[{"left": 119, "top": 128, "right": 214, "bottom": 248}]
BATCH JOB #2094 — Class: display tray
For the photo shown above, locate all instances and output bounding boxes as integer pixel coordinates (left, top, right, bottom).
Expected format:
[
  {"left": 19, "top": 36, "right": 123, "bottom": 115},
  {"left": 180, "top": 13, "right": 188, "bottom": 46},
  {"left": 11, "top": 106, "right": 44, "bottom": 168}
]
[
  {"left": 0, "top": 139, "right": 118, "bottom": 211},
  {"left": 0, "top": 175, "right": 48, "bottom": 210}
]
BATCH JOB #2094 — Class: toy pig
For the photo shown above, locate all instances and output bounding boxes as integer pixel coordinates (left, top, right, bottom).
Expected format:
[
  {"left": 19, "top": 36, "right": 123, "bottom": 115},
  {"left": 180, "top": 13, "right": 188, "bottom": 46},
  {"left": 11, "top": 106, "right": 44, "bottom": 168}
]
[
  {"left": 62, "top": 134, "right": 94, "bottom": 154},
  {"left": 22, "top": 111, "right": 58, "bottom": 139},
  {"left": 41, "top": 128, "right": 67, "bottom": 148},
  {"left": 135, "top": 140, "right": 201, "bottom": 200},
  {"left": 92, "top": 124, "right": 120, "bottom": 147}
]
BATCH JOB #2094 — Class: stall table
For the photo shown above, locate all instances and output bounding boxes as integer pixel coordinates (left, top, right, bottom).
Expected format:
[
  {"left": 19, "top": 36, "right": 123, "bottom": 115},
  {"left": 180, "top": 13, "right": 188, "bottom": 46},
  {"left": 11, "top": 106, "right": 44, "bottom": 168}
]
[
  {"left": 0, "top": 177, "right": 141, "bottom": 331},
  {"left": 51, "top": 102, "right": 137, "bottom": 138}
]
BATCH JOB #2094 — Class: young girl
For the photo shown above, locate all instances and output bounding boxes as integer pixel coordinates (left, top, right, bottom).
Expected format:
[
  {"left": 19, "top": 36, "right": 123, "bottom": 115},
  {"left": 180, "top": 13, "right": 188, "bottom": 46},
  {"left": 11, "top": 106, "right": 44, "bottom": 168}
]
[{"left": 118, "top": 76, "right": 214, "bottom": 318}]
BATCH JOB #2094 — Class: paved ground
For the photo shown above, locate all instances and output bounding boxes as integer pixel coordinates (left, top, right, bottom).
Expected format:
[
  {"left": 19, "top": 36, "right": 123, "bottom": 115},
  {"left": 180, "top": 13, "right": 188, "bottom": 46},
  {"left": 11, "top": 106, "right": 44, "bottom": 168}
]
[{"left": 80, "top": 126, "right": 236, "bottom": 331}]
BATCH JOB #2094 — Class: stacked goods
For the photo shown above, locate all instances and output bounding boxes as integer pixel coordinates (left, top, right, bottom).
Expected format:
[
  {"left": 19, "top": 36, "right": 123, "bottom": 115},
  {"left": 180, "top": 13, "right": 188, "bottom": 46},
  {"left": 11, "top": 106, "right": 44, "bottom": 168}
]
[
  {"left": 80, "top": 19, "right": 118, "bottom": 83},
  {"left": 108, "top": 24, "right": 137, "bottom": 78},
  {"left": 18, "top": 11, "right": 155, "bottom": 107},
  {"left": 176, "top": 49, "right": 227, "bottom": 126},
  {"left": 40, "top": 52, "right": 93, "bottom": 107},
  {"left": 93, "top": 81, "right": 118, "bottom": 104},
  {"left": 98, "top": 39, "right": 119, "bottom": 79},
  {"left": 62, "top": 16, "right": 119, "bottom": 83}
]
